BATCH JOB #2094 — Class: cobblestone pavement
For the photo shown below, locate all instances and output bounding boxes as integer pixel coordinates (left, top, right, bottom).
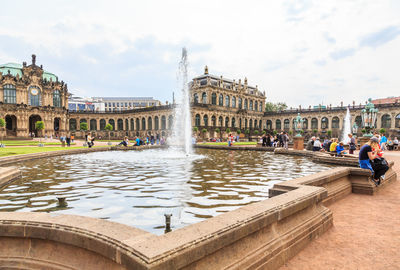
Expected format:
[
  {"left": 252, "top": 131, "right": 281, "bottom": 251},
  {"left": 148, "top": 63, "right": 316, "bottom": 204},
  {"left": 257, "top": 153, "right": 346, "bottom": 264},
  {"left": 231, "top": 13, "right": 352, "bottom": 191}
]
[{"left": 280, "top": 151, "right": 400, "bottom": 270}]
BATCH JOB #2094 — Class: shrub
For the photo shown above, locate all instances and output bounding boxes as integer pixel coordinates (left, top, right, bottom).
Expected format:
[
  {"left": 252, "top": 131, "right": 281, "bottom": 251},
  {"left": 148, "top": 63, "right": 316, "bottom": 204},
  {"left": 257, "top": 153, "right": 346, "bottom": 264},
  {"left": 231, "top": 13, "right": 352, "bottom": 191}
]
[
  {"left": 226, "top": 128, "right": 231, "bottom": 133},
  {"left": 215, "top": 128, "right": 220, "bottom": 133},
  {"left": 202, "top": 128, "right": 207, "bottom": 133},
  {"left": 236, "top": 129, "right": 241, "bottom": 134},
  {"left": 245, "top": 129, "right": 250, "bottom": 134},
  {"left": 35, "top": 121, "right": 45, "bottom": 131},
  {"left": 80, "top": 122, "right": 88, "bottom": 131},
  {"left": 0, "top": 118, "right": 5, "bottom": 128},
  {"left": 193, "top": 127, "right": 198, "bottom": 132},
  {"left": 379, "top": 128, "right": 386, "bottom": 134},
  {"left": 105, "top": 123, "right": 113, "bottom": 131},
  {"left": 254, "top": 130, "right": 259, "bottom": 135}
]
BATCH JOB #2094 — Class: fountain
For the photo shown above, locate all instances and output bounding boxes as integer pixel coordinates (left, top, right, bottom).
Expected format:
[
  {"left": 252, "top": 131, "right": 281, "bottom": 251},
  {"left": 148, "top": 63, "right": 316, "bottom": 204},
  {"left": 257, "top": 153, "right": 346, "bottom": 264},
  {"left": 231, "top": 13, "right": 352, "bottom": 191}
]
[
  {"left": 170, "top": 47, "right": 192, "bottom": 155},
  {"left": 341, "top": 107, "right": 351, "bottom": 144}
]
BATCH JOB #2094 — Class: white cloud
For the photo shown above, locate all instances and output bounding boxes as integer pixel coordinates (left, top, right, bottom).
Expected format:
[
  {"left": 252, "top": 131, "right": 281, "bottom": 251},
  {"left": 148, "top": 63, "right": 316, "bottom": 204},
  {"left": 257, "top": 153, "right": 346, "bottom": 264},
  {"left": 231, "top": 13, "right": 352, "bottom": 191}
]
[{"left": 0, "top": 0, "right": 399, "bottom": 106}]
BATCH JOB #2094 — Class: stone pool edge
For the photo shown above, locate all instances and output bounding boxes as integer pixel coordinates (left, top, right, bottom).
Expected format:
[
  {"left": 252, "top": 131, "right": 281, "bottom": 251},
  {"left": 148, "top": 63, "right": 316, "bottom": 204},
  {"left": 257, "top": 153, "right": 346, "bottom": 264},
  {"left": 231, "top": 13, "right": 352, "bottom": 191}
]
[{"left": 0, "top": 146, "right": 397, "bottom": 269}]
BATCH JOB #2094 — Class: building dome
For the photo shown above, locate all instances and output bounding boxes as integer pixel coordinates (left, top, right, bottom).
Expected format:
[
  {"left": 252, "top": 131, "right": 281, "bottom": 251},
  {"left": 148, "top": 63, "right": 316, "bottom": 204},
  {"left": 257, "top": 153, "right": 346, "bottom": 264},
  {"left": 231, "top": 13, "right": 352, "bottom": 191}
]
[{"left": 0, "top": 62, "right": 58, "bottom": 81}]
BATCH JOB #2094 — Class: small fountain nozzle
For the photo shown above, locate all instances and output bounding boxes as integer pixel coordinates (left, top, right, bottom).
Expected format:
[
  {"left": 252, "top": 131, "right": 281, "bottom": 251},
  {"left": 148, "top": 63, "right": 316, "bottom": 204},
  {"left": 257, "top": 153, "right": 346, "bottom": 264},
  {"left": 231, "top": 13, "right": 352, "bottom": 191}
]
[
  {"left": 164, "top": 213, "right": 172, "bottom": 233},
  {"left": 57, "top": 197, "right": 67, "bottom": 207}
]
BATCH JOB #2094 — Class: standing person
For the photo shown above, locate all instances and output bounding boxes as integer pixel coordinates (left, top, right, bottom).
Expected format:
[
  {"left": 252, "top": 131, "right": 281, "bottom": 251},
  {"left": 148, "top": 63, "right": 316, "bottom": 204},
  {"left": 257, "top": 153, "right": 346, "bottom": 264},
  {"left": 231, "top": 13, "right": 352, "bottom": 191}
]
[
  {"left": 266, "top": 134, "right": 271, "bottom": 147},
  {"left": 87, "top": 133, "right": 93, "bottom": 148},
  {"left": 348, "top": 134, "right": 357, "bottom": 154},
  {"left": 71, "top": 134, "right": 75, "bottom": 143},
  {"left": 262, "top": 134, "right": 267, "bottom": 147},
  {"left": 66, "top": 133, "right": 71, "bottom": 147},
  {"left": 359, "top": 137, "right": 383, "bottom": 186},
  {"left": 278, "top": 132, "right": 283, "bottom": 147},
  {"left": 150, "top": 134, "right": 155, "bottom": 145},
  {"left": 283, "top": 132, "right": 289, "bottom": 150},
  {"left": 380, "top": 133, "right": 387, "bottom": 151}
]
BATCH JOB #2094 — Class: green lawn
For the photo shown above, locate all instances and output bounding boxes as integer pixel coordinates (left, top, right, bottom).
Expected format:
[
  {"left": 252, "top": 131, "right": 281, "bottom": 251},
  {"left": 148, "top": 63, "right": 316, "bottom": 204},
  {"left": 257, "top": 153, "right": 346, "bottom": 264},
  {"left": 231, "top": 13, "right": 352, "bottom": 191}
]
[
  {"left": 0, "top": 140, "right": 76, "bottom": 146},
  {"left": 201, "top": 141, "right": 257, "bottom": 146},
  {"left": 0, "top": 145, "right": 109, "bottom": 157}
]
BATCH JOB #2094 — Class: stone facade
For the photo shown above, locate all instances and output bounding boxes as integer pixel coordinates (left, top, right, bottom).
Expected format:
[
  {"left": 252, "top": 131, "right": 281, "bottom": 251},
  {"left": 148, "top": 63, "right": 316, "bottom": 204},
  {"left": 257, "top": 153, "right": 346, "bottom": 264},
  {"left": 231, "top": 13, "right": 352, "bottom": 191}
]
[
  {"left": 0, "top": 55, "right": 69, "bottom": 137},
  {"left": 263, "top": 103, "right": 400, "bottom": 139}
]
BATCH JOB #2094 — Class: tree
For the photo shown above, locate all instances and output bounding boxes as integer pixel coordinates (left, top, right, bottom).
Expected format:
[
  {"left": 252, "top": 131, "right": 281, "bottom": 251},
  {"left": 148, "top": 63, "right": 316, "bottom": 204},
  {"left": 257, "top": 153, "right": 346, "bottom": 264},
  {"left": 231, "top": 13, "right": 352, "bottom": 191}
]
[
  {"left": 265, "top": 102, "right": 288, "bottom": 112},
  {"left": 80, "top": 122, "right": 88, "bottom": 131},
  {"left": 105, "top": 123, "right": 113, "bottom": 144},
  {"left": 379, "top": 128, "right": 386, "bottom": 134},
  {"left": 201, "top": 128, "right": 208, "bottom": 140},
  {"left": 35, "top": 121, "right": 45, "bottom": 147},
  {"left": 0, "top": 118, "right": 5, "bottom": 147}
]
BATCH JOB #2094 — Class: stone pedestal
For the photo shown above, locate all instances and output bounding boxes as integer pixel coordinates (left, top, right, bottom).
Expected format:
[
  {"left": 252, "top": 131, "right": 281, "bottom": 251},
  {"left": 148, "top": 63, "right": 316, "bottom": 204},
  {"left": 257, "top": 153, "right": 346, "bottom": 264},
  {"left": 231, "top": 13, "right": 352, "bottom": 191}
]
[
  {"left": 293, "top": 136, "right": 304, "bottom": 150},
  {"left": 359, "top": 136, "right": 370, "bottom": 148}
]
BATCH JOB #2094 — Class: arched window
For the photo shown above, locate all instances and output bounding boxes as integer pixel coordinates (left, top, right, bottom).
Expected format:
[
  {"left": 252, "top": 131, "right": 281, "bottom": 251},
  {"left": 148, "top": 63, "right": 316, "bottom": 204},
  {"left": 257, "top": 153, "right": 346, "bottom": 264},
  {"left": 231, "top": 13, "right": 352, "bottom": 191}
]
[
  {"left": 130, "top": 119, "right": 134, "bottom": 131},
  {"left": 239, "top": 118, "right": 242, "bottom": 129},
  {"left": 311, "top": 118, "right": 318, "bottom": 129},
  {"left": 332, "top": 117, "right": 339, "bottom": 128},
  {"left": 381, "top": 114, "right": 391, "bottom": 128},
  {"left": 225, "top": 95, "right": 230, "bottom": 107},
  {"left": 244, "top": 99, "right": 248, "bottom": 110},
  {"left": 321, "top": 117, "right": 329, "bottom": 129},
  {"left": 249, "top": 100, "right": 253, "bottom": 110},
  {"left": 100, "top": 119, "right": 106, "bottom": 130},
  {"left": 292, "top": 118, "right": 296, "bottom": 129},
  {"left": 355, "top": 116, "right": 362, "bottom": 128},
  {"left": 266, "top": 120, "right": 272, "bottom": 130},
  {"left": 255, "top": 101, "right": 258, "bottom": 112},
  {"left": 259, "top": 103, "right": 263, "bottom": 112},
  {"left": 195, "top": 114, "right": 201, "bottom": 126},
  {"left": 69, "top": 119, "right": 77, "bottom": 131},
  {"left": 161, "top": 116, "right": 166, "bottom": 130},
  {"left": 28, "top": 86, "right": 41, "bottom": 106},
  {"left": 203, "top": 115, "right": 208, "bottom": 127},
  {"left": 118, "top": 119, "right": 124, "bottom": 130},
  {"left": 90, "top": 119, "right": 97, "bottom": 130},
  {"left": 225, "top": 117, "right": 229, "bottom": 127},
  {"left": 254, "top": 119, "right": 258, "bottom": 129},
  {"left": 232, "top": 97, "right": 236, "bottom": 108},
  {"left": 136, "top": 118, "right": 140, "bottom": 131},
  {"left": 259, "top": 120, "right": 262, "bottom": 129},
  {"left": 231, "top": 117, "right": 236, "bottom": 128},
  {"left": 276, "top": 119, "right": 281, "bottom": 130},
  {"left": 218, "top": 116, "right": 223, "bottom": 126},
  {"left": 3, "top": 84, "right": 16, "bottom": 104},
  {"left": 125, "top": 119, "right": 129, "bottom": 130},
  {"left": 168, "top": 115, "right": 173, "bottom": 129},
  {"left": 148, "top": 117, "right": 152, "bottom": 130},
  {"left": 202, "top": 92, "right": 207, "bottom": 104},
  {"left": 219, "top": 94, "right": 223, "bottom": 106},
  {"left": 238, "top": 98, "right": 242, "bottom": 109},
  {"left": 284, "top": 119, "right": 290, "bottom": 129},
  {"left": 211, "top": 115, "right": 216, "bottom": 127},
  {"left": 53, "top": 90, "right": 61, "bottom": 107},
  {"left": 249, "top": 119, "right": 253, "bottom": 129},
  {"left": 302, "top": 118, "right": 308, "bottom": 129},
  {"left": 211, "top": 93, "right": 217, "bottom": 105},
  {"left": 154, "top": 116, "right": 159, "bottom": 130},
  {"left": 141, "top": 118, "right": 146, "bottom": 130},
  {"left": 193, "top": 93, "right": 199, "bottom": 104},
  {"left": 109, "top": 119, "right": 115, "bottom": 130},
  {"left": 395, "top": 114, "right": 400, "bottom": 128}
]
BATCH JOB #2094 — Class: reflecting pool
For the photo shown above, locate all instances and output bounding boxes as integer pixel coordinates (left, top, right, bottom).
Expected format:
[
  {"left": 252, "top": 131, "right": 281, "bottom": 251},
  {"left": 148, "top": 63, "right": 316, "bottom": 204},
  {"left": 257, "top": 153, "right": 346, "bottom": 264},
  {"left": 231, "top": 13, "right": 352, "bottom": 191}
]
[{"left": 0, "top": 148, "right": 332, "bottom": 234}]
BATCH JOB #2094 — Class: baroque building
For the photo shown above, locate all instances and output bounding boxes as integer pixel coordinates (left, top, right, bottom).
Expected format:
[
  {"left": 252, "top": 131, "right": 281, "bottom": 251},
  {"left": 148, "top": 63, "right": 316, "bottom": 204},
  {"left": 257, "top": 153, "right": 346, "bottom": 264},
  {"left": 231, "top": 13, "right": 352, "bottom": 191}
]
[
  {"left": 0, "top": 55, "right": 69, "bottom": 137},
  {"left": 1, "top": 56, "right": 400, "bottom": 140}
]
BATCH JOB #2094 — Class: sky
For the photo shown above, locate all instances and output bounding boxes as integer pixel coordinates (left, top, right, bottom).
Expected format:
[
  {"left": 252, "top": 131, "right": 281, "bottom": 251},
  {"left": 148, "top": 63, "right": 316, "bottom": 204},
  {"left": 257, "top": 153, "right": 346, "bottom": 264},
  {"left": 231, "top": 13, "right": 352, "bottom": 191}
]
[{"left": 0, "top": 0, "right": 399, "bottom": 107}]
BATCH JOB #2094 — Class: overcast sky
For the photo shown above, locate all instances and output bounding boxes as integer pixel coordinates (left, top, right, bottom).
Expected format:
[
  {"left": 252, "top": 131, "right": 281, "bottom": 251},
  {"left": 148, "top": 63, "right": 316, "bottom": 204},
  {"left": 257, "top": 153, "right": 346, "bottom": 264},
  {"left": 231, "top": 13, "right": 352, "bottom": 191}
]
[{"left": 0, "top": 0, "right": 399, "bottom": 107}]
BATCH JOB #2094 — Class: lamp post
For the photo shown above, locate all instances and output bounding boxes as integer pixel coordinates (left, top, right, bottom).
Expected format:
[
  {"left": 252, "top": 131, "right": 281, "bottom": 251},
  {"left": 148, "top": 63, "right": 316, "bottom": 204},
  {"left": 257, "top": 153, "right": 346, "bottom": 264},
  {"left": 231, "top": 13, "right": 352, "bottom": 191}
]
[{"left": 361, "top": 98, "right": 378, "bottom": 137}]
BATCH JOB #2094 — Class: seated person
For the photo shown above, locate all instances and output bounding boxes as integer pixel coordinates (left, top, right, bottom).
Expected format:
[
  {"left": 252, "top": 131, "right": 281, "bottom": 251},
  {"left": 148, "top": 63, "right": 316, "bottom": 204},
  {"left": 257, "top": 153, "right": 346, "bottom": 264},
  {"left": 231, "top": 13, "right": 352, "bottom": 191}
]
[
  {"left": 117, "top": 136, "right": 129, "bottom": 147},
  {"left": 387, "top": 139, "right": 394, "bottom": 150},
  {"left": 135, "top": 137, "right": 141, "bottom": 146},
  {"left": 336, "top": 142, "right": 347, "bottom": 156},
  {"left": 330, "top": 138, "right": 338, "bottom": 152},
  {"left": 394, "top": 137, "right": 399, "bottom": 148}
]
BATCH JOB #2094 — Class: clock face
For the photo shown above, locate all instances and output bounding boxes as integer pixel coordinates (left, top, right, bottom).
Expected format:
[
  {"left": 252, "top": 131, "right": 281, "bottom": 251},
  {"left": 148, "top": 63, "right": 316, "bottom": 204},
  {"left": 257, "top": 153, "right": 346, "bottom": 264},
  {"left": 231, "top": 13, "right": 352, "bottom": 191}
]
[
  {"left": 29, "top": 86, "right": 40, "bottom": 96},
  {"left": 31, "top": 88, "right": 38, "bottom": 95}
]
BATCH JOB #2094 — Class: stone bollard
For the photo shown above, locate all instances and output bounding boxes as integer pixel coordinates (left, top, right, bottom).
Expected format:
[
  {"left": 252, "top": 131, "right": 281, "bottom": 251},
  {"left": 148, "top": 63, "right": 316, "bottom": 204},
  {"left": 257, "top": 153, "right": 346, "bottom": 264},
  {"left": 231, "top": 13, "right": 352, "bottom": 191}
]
[{"left": 164, "top": 214, "right": 172, "bottom": 233}]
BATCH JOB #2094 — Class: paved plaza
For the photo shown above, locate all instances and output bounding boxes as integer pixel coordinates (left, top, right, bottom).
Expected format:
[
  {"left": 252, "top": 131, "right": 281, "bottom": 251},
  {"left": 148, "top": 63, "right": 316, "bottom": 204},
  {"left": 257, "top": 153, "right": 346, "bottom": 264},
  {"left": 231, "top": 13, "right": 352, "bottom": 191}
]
[{"left": 281, "top": 151, "right": 400, "bottom": 270}]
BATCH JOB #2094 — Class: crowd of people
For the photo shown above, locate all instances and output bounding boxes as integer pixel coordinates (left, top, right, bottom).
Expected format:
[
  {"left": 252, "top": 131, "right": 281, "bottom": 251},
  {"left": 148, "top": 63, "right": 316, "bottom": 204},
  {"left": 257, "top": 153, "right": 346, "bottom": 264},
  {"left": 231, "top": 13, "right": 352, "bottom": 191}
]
[
  {"left": 260, "top": 132, "right": 290, "bottom": 149},
  {"left": 305, "top": 135, "right": 356, "bottom": 156}
]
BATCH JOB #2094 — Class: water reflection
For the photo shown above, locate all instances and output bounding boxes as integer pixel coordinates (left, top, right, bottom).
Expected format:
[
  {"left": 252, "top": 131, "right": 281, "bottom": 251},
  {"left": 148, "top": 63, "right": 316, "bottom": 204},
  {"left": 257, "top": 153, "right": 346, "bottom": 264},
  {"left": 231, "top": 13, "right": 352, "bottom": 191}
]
[{"left": 0, "top": 148, "right": 332, "bottom": 234}]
